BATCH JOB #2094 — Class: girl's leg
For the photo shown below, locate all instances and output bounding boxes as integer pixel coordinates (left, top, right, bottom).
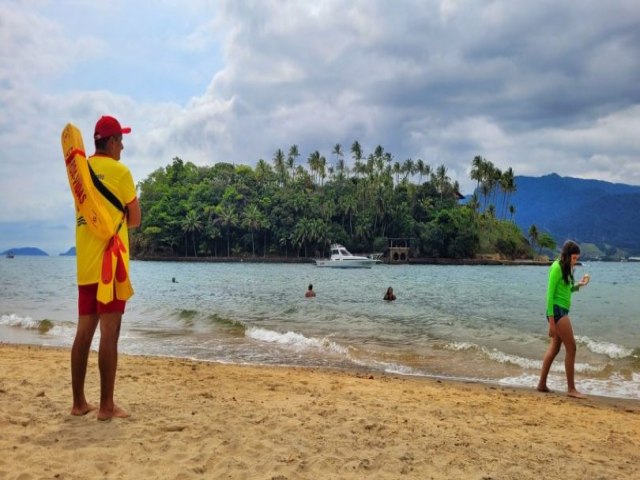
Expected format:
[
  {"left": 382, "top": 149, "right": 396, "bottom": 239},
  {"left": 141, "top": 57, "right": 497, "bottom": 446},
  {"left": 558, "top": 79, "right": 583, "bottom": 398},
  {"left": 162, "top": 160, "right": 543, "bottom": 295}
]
[
  {"left": 538, "top": 332, "right": 561, "bottom": 392},
  {"left": 555, "top": 316, "right": 586, "bottom": 398}
]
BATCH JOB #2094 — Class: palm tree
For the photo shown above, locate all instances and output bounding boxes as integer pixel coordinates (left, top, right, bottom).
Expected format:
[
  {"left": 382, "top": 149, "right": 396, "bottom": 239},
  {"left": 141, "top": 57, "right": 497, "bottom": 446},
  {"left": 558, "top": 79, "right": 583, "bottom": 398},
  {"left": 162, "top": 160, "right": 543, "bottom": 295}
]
[
  {"left": 255, "top": 159, "right": 273, "bottom": 187},
  {"left": 332, "top": 143, "right": 343, "bottom": 171},
  {"left": 415, "top": 158, "right": 430, "bottom": 184},
  {"left": 295, "top": 165, "right": 307, "bottom": 184},
  {"left": 242, "top": 204, "right": 267, "bottom": 256},
  {"left": 392, "top": 162, "right": 402, "bottom": 186},
  {"left": 318, "top": 154, "right": 327, "bottom": 185},
  {"left": 374, "top": 145, "right": 384, "bottom": 161},
  {"left": 470, "top": 155, "right": 485, "bottom": 196},
  {"left": 311, "top": 218, "right": 328, "bottom": 255},
  {"left": 500, "top": 167, "right": 516, "bottom": 219},
  {"left": 203, "top": 204, "right": 220, "bottom": 255},
  {"left": 434, "top": 164, "right": 450, "bottom": 200},
  {"left": 351, "top": 141, "right": 363, "bottom": 178},
  {"left": 203, "top": 223, "right": 221, "bottom": 256},
  {"left": 528, "top": 225, "right": 539, "bottom": 252},
  {"left": 339, "top": 193, "right": 357, "bottom": 235},
  {"left": 181, "top": 210, "right": 202, "bottom": 257},
  {"left": 272, "top": 148, "right": 287, "bottom": 185},
  {"left": 402, "top": 158, "right": 415, "bottom": 182},
  {"left": 287, "top": 145, "right": 299, "bottom": 180},
  {"left": 215, "top": 204, "right": 239, "bottom": 257},
  {"left": 294, "top": 217, "right": 314, "bottom": 257},
  {"left": 307, "top": 150, "right": 321, "bottom": 185},
  {"left": 470, "top": 156, "right": 500, "bottom": 213},
  {"left": 279, "top": 233, "right": 292, "bottom": 257},
  {"left": 538, "top": 232, "right": 557, "bottom": 255},
  {"left": 372, "top": 146, "right": 385, "bottom": 175},
  {"left": 320, "top": 200, "right": 335, "bottom": 223},
  {"left": 489, "top": 165, "right": 503, "bottom": 212},
  {"left": 477, "top": 160, "right": 500, "bottom": 212},
  {"left": 354, "top": 218, "right": 371, "bottom": 246},
  {"left": 480, "top": 182, "right": 491, "bottom": 211},
  {"left": 336, "top": 157, "right": 347, "bottom": 181}
]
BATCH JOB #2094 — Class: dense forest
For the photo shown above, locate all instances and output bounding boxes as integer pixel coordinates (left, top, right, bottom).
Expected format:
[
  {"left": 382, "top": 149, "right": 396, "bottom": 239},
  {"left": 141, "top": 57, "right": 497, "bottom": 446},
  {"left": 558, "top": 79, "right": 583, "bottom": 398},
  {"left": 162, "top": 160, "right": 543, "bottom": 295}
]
[{"left": 131, "top": 144, "right": 539, "bottom": 260}]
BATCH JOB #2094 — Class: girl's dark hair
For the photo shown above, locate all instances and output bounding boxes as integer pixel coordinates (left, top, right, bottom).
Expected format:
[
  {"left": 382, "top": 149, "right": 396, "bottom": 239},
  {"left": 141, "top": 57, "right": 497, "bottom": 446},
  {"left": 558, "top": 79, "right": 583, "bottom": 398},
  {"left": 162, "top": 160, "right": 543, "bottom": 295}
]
[{"left": 559, "top": 240, "right": 580, "bottom": 284}]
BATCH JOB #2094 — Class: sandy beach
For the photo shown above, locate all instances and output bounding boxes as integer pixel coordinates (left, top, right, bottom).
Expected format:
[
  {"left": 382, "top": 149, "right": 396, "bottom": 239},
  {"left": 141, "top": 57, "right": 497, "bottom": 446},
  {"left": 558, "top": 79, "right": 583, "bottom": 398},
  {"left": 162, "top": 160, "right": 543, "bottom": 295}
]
[{"left": 1, "top": 343, "right": 638, "bottom": 479}]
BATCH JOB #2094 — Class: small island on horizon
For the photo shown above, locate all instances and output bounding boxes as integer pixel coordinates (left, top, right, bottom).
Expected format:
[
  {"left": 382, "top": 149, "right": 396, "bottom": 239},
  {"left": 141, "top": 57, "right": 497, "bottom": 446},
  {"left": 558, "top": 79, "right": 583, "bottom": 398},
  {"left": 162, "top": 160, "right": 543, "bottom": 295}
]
[
  {"left": 1, "top": 246, "right": 77, "bottom": 257},
  {"left": 1, "top": 247, "right": 49, "bottom": 257}
]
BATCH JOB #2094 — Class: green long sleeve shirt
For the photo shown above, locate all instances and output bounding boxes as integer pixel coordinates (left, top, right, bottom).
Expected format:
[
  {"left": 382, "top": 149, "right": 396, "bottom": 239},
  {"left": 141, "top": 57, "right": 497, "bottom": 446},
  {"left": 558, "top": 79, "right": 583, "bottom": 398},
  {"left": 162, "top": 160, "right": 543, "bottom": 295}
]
[{"left": 546, "top": 260, "right": 578, "bottom": 316}]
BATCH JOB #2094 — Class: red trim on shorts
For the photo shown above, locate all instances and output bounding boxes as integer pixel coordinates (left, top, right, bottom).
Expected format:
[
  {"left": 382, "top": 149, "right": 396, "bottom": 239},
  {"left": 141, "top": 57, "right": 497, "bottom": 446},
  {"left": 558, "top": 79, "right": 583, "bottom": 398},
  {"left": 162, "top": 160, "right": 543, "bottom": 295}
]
[{"left": 78, "top": 283, "right": 126, "bottom": 315}]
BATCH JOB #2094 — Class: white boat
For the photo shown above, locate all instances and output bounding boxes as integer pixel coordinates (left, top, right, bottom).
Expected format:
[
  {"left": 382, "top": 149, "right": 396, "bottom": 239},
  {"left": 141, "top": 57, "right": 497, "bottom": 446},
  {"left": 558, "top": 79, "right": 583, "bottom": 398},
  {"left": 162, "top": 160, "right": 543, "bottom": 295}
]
[{"left": 315, "top": 244, "right": 378, "bottom": 268}]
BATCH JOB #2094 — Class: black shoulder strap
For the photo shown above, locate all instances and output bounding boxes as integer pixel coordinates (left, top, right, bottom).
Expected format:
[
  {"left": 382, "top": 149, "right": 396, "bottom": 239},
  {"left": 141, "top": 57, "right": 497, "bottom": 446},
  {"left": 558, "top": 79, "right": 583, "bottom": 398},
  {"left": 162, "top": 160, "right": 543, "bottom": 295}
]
[{"left": 88, "top": 163, "right": 125, "bottom": 212}]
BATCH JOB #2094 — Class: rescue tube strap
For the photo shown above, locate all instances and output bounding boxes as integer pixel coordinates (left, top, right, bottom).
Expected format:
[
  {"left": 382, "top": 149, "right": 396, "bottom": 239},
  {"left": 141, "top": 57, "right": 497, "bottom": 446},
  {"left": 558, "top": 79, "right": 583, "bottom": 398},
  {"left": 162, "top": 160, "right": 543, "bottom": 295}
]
[
  {"left": 88, "top": 163, "right": 125, "bottom": 213},
  {"left": 65, "top": 148, "right": 86, "bottom": 165}
]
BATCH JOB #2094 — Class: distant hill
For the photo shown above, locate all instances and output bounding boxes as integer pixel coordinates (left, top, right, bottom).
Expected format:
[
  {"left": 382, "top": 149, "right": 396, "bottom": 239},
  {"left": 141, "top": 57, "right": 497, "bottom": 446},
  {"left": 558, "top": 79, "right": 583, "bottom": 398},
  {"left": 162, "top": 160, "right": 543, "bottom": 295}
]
[
  {"left": 508, "top": 174, "right": 640, "bottom": 254},
  {"left": 59, "top": 247, "right": 76, "bottom": 256},
  {"left": 1, "top": 247, "right": 49, "bottom": 256}
]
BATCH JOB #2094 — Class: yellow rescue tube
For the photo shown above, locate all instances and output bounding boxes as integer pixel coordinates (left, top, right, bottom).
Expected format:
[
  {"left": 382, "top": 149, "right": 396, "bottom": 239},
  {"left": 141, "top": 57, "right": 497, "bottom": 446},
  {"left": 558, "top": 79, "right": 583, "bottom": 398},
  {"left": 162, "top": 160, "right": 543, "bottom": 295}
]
[
  {"left": 61, "top": 123, "right": 133, "bottom": 303},
  {"left": 61, "top": 123, "right": 115, "bottom": 241}
]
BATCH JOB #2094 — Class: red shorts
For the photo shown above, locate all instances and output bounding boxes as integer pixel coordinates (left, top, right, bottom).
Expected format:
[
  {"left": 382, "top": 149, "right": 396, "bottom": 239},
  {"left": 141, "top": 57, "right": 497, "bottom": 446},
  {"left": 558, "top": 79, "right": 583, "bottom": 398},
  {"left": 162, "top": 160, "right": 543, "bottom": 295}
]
[{"left": 78, "top": 283, "right": 126, "bottom": 315}]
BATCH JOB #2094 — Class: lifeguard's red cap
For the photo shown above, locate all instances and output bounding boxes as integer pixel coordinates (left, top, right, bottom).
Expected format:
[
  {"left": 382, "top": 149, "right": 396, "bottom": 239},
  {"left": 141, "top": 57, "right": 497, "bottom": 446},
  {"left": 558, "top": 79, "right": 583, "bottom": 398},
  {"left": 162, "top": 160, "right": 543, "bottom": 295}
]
[{"left": 94, "top": 115, "right": 132, "bottom": 140}]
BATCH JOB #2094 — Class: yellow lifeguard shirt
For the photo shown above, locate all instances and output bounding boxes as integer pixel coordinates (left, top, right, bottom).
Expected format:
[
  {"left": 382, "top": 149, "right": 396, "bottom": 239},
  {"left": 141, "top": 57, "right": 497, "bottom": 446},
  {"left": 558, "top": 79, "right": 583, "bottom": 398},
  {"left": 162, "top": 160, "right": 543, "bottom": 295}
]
[{"left": 75, "top": 154, "right": 137, "bottom": 285}]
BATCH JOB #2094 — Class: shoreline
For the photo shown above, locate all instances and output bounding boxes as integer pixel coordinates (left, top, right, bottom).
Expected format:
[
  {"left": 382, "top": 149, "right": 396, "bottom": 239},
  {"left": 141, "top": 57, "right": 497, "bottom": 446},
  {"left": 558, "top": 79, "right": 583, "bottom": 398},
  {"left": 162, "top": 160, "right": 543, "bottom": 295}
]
[
  {"left": 2, "top": 333, "right": 637, "bottom": 403},
  {"left": 132, "top": 255, "right": 552, "bottom": 266},
  {"left": 2, "top": 342, "right": 639, "bottom": 479}
]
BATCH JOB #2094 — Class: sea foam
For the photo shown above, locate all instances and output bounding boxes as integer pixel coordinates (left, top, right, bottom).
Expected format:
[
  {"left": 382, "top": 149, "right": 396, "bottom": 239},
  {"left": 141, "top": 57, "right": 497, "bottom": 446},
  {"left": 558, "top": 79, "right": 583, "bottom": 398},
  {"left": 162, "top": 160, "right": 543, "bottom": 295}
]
[
  {"left": 576, "top": 335, "right": 633, "bottom": 359},
  {"left": 1, "top": 313, "right": 38, "bottom": 329},
  {"left": 499, "top": 372, "right": 640, "bottom": 400},
  {"left": 444, "top": 341, "right": 600, "bottom": 373},
  {"left": 246, "top": 327, "right": 349, "bottom": 355}
]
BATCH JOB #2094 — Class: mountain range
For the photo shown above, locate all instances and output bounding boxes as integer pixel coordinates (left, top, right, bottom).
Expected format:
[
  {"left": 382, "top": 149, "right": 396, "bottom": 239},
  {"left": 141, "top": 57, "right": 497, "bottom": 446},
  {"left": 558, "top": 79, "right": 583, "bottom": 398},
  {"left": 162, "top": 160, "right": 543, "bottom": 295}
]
[
  {"left": 1, "top": 247, "right": 76, "bottom": 257},
  {"left": 507, "top": 174, "right": 640, "bottom": 255}
]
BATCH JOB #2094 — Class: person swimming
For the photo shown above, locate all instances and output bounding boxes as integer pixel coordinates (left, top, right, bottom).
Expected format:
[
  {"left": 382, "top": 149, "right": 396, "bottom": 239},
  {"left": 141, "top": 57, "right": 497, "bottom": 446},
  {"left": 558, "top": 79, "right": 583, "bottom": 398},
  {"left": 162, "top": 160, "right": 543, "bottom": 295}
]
[{"left": 383, "top": 286, "right": 396, "bottom": 301}]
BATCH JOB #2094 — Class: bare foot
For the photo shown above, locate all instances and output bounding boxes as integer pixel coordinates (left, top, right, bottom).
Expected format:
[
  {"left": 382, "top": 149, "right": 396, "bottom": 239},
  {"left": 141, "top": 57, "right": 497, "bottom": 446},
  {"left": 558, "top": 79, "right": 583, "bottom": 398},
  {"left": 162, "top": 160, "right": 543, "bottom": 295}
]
[
  {"left": 97, "top": 404, "right": 130, "bottom": 421},
  {"left": 567, "top": 390, "right": 587, "bottom": 399},
  {"left": 536, "top": 385, "right": 552, "bottom": 393},
  {"left": 70, "top": 403, "right": 97, "bottom": 416}
]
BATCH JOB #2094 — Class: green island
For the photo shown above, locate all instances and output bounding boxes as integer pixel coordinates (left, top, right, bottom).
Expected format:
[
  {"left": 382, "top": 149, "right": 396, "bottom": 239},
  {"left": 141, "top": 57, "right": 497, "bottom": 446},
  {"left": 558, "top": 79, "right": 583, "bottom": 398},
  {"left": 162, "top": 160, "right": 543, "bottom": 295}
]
[{"left": 132, "top": 146, "right": 554, "bottom": 263}]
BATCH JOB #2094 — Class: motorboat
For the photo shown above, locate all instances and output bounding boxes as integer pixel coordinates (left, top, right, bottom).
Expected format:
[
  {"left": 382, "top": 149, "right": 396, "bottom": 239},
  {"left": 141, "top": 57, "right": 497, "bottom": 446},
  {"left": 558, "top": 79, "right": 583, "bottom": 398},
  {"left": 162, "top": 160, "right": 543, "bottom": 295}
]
[
  {"left": 6, "top": 251, "right": 15, "bottom": 258},
  {"left": 315, "top": 244, "right": 378, "bottom": 268}
]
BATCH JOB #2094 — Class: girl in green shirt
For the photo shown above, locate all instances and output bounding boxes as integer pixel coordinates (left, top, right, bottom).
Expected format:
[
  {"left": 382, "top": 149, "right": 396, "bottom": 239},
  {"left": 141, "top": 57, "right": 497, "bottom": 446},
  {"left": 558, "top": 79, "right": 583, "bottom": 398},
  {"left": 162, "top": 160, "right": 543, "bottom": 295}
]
[{"left": 537, "top": 240, "right": 590, "bottom": 398}]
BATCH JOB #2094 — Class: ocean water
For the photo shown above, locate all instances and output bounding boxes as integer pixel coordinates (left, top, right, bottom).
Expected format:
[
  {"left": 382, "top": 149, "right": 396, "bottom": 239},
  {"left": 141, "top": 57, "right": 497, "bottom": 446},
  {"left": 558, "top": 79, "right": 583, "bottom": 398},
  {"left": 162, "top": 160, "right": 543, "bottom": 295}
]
[{"left": 1, "top": 256, "right": 639, "bottom": 400}]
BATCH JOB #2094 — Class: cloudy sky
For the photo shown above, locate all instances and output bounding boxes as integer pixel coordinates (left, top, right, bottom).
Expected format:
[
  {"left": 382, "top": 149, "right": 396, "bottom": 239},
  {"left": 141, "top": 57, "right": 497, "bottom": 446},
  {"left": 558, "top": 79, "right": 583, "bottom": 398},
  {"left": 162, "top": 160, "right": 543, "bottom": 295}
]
[{"left": 1, "top": 0, "right": 639, "bottom": 254}]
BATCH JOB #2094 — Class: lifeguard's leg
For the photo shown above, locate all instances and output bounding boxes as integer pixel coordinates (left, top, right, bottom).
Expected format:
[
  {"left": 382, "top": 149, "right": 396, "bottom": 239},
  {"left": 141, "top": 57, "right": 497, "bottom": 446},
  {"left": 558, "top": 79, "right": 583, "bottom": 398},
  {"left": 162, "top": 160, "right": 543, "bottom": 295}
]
[
  {"left": 71, "top": 314, "right": 99, "bottom": 415},
  {"left": 97, "top": 312, "right": 129, "bottom": 420}
]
